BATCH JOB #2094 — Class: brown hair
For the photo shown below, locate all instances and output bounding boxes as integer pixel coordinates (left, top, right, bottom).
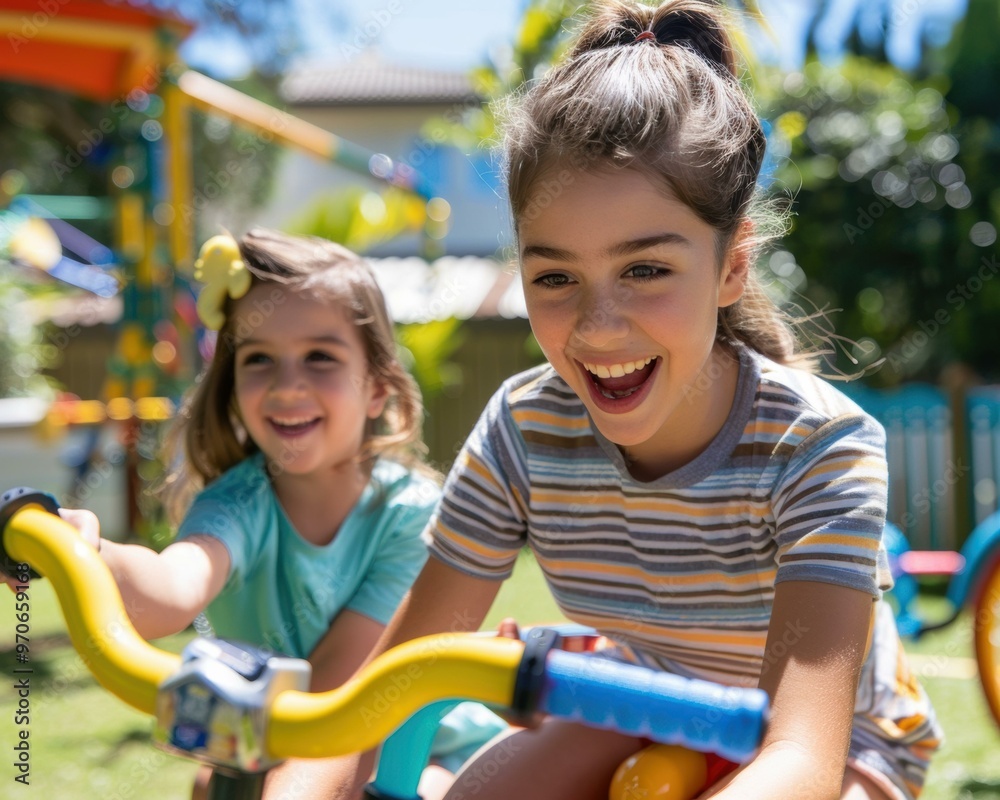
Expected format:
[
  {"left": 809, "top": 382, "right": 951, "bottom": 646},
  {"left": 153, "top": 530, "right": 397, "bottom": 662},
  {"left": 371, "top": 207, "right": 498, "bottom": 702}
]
[
  {"left": 158, "top": 228, "right": 430, "bottom": 524},
  {"left": 502, "top": 0, "right": 811, "bottom": 368}
]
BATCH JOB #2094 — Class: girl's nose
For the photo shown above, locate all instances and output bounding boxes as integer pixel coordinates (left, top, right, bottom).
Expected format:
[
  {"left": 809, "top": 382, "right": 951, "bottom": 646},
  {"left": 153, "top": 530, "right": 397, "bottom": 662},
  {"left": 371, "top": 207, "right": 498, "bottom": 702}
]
[
  {"left": 269, "top": 362, "right": 305, "bottom": 396},
  {"left": 572, "top": 291, "right": 631, "bottom": 349}
]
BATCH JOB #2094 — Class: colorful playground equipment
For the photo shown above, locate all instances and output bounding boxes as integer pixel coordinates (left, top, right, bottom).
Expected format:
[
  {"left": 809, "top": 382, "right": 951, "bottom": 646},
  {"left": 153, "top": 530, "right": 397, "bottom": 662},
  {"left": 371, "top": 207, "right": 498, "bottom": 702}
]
[
  {"left": 0, "top": 0, "right": 450, "bottom": 533},
  {"left": 0, "top": 488, "right": 768, "bottom": 800}
]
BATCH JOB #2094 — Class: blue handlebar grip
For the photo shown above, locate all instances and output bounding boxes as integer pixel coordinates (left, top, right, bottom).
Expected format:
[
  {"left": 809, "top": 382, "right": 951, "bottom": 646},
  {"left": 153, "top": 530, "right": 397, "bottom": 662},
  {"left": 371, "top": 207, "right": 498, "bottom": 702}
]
[{"left": 538, "top": 650, "right": 768, "bottom": 763}]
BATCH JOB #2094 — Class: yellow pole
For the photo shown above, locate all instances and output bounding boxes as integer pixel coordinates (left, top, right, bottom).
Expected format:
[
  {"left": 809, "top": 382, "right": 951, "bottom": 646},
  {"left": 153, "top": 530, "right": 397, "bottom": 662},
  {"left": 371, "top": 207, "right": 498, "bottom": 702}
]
[
  {"left": 162, "top": 82, "right": 194, "bottom": 271},
  {"left": 177, "top": 70, "right": 338, "bottom": 161}
]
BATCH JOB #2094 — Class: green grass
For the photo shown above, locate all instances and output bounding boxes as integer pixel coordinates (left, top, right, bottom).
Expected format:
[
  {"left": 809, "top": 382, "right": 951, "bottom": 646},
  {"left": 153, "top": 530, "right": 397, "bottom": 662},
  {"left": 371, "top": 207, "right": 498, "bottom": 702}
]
[
  {"left": 3, "top": 554, "right": 1000, "bottom": 798},
  {"left": 902, "top": 595, "right": 1000, "bottom": 799},
  {"left": 1, "top": 576, "right": 200, "bottom": 797}
]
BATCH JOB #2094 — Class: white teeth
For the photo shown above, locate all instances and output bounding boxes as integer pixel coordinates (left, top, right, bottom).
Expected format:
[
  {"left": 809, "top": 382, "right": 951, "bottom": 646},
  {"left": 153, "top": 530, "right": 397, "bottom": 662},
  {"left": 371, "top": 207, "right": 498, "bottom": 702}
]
[
  {"left": 272, "top": 416, "right": 316, "bottom": 426},
  {"left": 583, "top": 357, "right": 654, "bottom": 378}
]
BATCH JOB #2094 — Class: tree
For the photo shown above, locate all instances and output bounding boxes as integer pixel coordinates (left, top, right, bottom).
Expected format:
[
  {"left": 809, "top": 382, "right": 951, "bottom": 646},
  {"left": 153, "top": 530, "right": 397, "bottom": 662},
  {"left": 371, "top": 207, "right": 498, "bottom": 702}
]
[{"left": 761, "top": 0, "right": 1000, "bottom": 384}]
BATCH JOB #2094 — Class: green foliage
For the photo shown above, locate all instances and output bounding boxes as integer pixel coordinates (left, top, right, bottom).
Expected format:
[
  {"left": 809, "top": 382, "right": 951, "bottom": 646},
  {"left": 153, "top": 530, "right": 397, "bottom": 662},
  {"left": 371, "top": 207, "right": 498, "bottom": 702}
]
[
  {"left": 396, "top": 319, "right": 465, "bottom": 399},
  {"left": 187, "top": 74, "right": 283, "bottom": 243},
  {"left": 757, "top": 57, "right": 959, "bottom": 382},
  {"left": 286, "top": 186, "right": 425, "bottom": 254},
  {"left": 759, "top": 9, "right": 1000, "bottom": 384},
  {"left": 0, "top": 272, "right": 58, "bottom": 399},
  {"left": 419, "top": 0, "right": 581, "bottom": 156}
]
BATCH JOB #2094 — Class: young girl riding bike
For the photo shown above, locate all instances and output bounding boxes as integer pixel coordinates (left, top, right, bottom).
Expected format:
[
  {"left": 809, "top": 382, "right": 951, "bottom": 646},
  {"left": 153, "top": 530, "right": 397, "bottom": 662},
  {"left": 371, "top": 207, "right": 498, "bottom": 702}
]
[
  {"left": 52, "top": 228, "right": 446, "bottom": 795},
  {"left": 321, "top": 2, "right": 941, "bottom": 799}
]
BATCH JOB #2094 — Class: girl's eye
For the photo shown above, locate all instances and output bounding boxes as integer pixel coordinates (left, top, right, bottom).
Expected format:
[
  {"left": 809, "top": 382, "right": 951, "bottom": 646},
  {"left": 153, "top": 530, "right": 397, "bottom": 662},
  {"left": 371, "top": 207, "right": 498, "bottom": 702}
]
[
  {"left": 240, "top": 352, "right": 271, "bottom": 366},
  {"left": 534, "top": 273, "right": 573, "bottom": 288},
  {"left": 626, "top": 264, "right": 667, "bottom": 282},
  {"left": 306, "top": 350, "right": 337, "bottom": 364}
]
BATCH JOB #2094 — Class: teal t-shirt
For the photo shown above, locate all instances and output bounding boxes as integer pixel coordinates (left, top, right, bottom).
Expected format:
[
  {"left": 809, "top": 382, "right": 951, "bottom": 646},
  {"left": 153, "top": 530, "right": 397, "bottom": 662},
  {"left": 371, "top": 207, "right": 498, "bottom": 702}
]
[{"left": 177, "top": 454, "right": 438, "bottom": 659}]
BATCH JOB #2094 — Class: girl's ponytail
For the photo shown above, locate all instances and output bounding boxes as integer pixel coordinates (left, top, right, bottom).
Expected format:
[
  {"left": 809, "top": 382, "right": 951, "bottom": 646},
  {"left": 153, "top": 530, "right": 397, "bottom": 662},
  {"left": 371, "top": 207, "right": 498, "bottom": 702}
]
[{"left": 572, "top": 0, "right": 735, "bottom": 78}]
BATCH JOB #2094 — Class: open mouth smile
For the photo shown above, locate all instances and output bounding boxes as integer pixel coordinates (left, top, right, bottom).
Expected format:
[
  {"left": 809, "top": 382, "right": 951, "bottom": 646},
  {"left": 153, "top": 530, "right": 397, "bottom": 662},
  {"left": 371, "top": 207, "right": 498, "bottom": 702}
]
[
  {"left": 578, "top": 357, "right": 660, "bottom": 413},
  {"left": 268, "top": 415, "right": 321, "bottom": 437}
]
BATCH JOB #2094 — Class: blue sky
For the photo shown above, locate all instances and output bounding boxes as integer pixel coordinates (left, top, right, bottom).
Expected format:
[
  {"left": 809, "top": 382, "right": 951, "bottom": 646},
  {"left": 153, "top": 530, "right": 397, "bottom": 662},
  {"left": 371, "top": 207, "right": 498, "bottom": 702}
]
[{"left": 180, "top": 0, "right": 968, "bottom": 79}]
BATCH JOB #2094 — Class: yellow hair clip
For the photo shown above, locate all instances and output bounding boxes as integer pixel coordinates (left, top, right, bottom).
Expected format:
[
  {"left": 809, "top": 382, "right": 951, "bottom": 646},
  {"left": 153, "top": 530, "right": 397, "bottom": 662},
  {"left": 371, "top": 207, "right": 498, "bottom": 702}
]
[{"left": 193, "top": 234, "right": 252, "bottom": 330}]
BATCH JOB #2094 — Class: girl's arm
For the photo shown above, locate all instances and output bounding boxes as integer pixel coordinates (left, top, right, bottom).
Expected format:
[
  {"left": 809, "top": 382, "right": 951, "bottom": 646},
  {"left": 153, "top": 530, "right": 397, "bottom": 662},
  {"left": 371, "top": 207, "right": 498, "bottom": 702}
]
[
  {"left": 65, "top": 507, "right": 231, "bottom": 640},
  {"left": 375, "top": 555, "right": 504, "bottom": 653},
  {"left": 306, "top": 608, "right": 385, "bottom": 691},
  {"left": 254, "top": 609, "right": 385, "bottom": 797},
  {"left": 100, "top": 535, "right": 230, "bottom": 639},
  {"left": 262, "top": 557, "right": 504, "bottom": 800},
  {"left": 698, "top": 580, "right": 875, "bottom": 800}
]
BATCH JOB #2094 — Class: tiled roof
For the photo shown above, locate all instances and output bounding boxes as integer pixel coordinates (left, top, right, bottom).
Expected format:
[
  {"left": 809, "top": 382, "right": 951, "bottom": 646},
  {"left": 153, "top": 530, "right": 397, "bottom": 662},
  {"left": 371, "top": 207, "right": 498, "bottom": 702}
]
[{"left": 281, "top": 55, "right": 481, "bottom": 106}]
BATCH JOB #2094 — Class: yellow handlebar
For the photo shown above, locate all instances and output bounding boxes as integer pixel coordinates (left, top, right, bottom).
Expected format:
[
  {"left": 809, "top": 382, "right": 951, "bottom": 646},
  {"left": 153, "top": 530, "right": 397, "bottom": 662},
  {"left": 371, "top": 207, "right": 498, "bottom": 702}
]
[
  {"left": 5, "top": 506, "right": 180, "bottom": 712},
  {"left": 2, "top": 503, "right": 523, "bottom": 758},
  {"left": 268, "top": 634, "right": 521, "bottom": 758}
]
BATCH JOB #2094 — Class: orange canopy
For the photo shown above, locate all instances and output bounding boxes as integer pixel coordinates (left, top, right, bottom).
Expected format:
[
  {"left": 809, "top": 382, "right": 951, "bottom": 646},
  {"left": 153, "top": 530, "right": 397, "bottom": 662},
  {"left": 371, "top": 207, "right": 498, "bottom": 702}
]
[{"left": 0, "top": 0, "right": 192, "bottom": 102}]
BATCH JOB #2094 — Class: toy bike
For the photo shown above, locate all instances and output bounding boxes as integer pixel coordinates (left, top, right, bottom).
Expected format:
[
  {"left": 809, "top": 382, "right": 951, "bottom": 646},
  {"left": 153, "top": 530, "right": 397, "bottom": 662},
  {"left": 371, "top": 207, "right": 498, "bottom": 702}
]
[
  {"left": 0, "top": 487, "right": 768, "bottom": 800},
  {"left": 884, "top": 520, "right": 1000, "bottom": 727}
]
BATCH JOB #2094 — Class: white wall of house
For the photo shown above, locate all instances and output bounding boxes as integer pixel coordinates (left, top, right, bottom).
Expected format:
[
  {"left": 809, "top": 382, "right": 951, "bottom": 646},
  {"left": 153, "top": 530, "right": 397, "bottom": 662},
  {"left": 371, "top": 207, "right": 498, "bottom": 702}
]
[{"left": 0, "top": 399, "right": 127, "bottom": 540}]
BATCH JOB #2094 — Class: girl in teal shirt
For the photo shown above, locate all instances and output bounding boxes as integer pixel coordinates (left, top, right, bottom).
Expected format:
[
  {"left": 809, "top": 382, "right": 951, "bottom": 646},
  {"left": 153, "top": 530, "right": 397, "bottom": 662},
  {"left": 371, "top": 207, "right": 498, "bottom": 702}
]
[{"left": 60, "top": 228, "right": 446, "bottom": 796}]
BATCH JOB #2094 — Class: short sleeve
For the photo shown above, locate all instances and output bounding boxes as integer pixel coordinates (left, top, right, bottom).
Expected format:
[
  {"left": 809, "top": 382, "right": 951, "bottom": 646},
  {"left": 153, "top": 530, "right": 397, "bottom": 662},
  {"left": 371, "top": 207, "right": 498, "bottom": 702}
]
[
  {"left": 346, "top": 489, "right": 434, "bottom": 624},
  {"left": 426, "top": 386, "right": 530, "bottom": 579},
  {"left": 176, "top": 474, "right": 265, "bottom": 589},
  {"left": 772, "top": 414, "right": 891, "bottom": 597}
]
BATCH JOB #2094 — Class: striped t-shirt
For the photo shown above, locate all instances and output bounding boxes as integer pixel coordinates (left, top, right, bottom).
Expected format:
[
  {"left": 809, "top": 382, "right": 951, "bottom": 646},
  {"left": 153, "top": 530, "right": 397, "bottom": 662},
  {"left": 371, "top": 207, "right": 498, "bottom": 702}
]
[{"left": 428, "top": 345, "right": 894, "bottom": 686}]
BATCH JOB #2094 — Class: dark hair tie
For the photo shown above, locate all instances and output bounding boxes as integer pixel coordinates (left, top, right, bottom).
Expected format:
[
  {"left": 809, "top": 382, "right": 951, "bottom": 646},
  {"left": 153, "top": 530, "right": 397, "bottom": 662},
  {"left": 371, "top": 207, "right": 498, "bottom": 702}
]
[{"left": 634, "top": 30, "right": 656, "bottom": 43}]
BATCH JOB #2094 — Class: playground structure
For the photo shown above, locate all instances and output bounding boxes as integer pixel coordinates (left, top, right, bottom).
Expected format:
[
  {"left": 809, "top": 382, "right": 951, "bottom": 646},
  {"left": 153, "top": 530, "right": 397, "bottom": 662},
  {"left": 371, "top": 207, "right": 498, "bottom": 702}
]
[{"left": 0, "top": 0, "right": 450, "bottom": 535}]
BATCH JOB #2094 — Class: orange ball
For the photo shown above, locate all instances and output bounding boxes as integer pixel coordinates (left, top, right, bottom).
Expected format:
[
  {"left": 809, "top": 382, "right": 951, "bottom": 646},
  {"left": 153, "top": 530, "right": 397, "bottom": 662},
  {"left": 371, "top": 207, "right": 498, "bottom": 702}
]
[{"left": 609, "top": 744, "right": 708, "bottom": 800}]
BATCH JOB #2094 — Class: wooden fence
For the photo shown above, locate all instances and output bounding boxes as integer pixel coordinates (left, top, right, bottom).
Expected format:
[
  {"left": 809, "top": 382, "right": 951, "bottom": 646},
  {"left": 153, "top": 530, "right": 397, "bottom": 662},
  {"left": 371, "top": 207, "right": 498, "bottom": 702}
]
[{"left": 842, "top": 382, "right": 1000, "bottom": 550}]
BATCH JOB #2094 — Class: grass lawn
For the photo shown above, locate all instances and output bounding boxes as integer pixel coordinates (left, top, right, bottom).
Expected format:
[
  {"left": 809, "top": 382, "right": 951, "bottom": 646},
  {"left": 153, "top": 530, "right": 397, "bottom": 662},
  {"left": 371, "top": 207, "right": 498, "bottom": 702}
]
[{"left": 3, "top": 553, "right": 1000, "bottom": 798}]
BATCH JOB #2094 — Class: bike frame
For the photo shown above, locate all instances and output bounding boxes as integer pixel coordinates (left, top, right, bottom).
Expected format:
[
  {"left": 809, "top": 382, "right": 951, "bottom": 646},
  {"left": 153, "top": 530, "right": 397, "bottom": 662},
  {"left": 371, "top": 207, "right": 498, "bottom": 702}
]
[{"left": 0, "top": 489, "right": 769, "bottom": 800}]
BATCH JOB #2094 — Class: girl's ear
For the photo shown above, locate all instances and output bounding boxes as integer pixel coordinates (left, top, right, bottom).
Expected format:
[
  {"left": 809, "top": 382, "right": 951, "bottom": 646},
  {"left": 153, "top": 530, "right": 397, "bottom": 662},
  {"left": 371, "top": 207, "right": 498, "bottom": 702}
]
[
  {"left": 366, "top": 378, "right": 390, "bottom": 420},
  {"left": 718, "top": 219, "right": 754, "bottom": 309}
]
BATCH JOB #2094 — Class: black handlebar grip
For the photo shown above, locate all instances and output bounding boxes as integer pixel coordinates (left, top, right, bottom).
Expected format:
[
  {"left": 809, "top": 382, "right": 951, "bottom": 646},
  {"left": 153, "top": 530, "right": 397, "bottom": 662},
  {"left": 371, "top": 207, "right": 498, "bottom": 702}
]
[{"left": 0, "top": 487, "right": 60, "bottom": 580}]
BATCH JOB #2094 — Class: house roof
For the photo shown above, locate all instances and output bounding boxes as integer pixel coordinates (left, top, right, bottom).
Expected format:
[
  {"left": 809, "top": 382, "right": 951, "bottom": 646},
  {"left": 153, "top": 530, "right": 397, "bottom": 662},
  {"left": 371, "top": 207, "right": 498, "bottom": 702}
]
[
  {"left": 280, "top": 54, "right": 481, "bottom": 106},
  {"left": 369, "top": 256, "right": 526, "bottom": 323},
  {"left": 29, "top": 256, "right": 527, "bottom": 327}
]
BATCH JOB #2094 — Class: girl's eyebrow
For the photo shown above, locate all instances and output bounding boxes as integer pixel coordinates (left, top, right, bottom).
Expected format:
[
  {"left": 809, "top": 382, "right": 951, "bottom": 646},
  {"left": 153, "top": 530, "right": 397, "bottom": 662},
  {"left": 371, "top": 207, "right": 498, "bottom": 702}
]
[
  {"left": 607, "top": 232, "right": 692, "bottom": 258},
  {"left": 235, "top": 335, "right": 350, "bottom": 349},
  {"left": 521, "top": 232, "right": 692, "bottom": 262}
]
